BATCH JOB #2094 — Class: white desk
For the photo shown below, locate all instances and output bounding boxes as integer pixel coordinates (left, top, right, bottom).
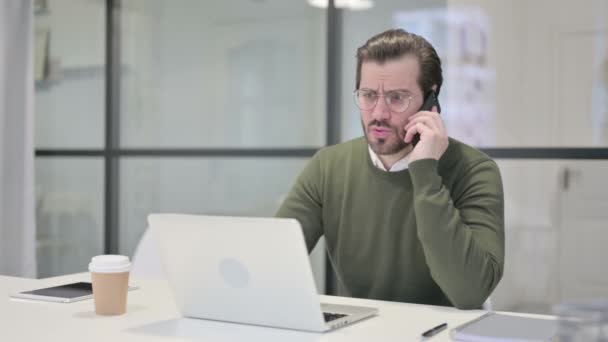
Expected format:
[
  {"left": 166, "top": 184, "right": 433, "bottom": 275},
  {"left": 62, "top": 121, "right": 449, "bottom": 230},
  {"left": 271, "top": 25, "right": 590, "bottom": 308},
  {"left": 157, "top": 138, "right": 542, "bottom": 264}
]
[{"left": 1, "top": 273, "right": 549, "bottom": 341}]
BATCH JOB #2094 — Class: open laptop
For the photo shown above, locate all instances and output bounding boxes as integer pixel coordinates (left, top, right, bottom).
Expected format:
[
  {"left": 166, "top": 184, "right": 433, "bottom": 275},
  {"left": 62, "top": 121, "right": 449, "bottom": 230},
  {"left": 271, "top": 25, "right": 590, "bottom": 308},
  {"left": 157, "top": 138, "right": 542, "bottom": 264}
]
[{"left": 148, "top": 214, "right": 378, "bottom": 332}]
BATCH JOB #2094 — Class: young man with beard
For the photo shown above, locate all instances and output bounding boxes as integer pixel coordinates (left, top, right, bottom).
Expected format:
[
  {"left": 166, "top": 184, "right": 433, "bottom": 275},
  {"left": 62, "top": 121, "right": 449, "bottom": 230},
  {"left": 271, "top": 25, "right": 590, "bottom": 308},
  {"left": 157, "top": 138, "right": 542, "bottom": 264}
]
[{"left": 276, "top": 29, "right": 504, "bottom": 309}]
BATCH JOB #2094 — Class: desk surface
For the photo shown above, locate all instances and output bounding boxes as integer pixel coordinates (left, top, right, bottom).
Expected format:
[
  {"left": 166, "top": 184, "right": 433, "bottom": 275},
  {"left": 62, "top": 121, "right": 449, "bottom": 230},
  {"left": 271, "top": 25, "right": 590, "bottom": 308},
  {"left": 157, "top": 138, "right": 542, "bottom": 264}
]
[{"left": 0, "top": 273, "right": 549, "bottom": 341}]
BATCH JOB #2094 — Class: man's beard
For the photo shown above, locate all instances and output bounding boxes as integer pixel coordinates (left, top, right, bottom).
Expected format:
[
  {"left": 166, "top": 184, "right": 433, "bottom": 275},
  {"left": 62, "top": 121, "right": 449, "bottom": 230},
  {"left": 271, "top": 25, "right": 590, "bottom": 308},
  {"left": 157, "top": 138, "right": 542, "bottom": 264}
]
[{"left": 362, "top": 119, "right": 410, "bottom": 155}]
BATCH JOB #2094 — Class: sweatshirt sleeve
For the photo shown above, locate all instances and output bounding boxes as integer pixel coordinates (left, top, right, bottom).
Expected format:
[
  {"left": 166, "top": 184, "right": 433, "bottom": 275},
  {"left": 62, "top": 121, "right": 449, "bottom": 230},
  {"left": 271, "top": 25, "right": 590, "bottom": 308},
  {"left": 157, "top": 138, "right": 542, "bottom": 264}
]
[
  {"left": 409, "top": 158, "right": 505, "bottom": 309},
  {"left": 275, "top": 152, "right": 324, "bottom": 252}
]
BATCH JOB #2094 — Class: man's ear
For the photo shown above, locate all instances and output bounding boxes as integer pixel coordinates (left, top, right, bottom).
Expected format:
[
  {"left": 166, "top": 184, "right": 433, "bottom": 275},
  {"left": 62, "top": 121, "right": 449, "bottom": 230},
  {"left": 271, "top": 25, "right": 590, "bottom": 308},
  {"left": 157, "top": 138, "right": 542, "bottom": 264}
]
[{"left": 431, "top": 84, "right": 438, "bottom": 93}]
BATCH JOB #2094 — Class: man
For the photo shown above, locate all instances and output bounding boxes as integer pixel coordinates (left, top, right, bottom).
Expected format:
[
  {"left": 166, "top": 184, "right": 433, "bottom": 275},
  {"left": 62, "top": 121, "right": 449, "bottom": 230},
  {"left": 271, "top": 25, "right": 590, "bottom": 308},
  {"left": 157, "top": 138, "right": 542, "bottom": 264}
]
[{"left": 276, "top": 29, "right": 504, "bottom": 309}]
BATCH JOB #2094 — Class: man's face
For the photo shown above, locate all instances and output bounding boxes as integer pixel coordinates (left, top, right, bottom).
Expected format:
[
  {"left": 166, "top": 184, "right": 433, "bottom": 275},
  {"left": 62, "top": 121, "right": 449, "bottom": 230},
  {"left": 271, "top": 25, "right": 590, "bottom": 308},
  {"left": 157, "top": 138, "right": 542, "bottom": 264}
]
[{"left": 359, "top": 55, "right": 424, "bottom": 155}]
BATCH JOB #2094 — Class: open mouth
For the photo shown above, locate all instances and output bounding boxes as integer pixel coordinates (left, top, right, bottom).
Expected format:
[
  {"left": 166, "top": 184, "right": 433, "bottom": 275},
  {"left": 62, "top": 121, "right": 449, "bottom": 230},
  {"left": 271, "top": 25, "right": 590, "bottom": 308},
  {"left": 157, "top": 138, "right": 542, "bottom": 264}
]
[{"left": 370, "top": 127, "right": 391, "bottom": 139}]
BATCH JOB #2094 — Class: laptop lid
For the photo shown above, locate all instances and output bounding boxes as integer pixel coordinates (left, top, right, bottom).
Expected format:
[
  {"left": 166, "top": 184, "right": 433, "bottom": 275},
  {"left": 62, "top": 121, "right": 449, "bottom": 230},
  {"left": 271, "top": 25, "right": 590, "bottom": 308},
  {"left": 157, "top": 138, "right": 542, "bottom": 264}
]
[{"left": 148, "top": 214, "right": 327, "bottom": 332}]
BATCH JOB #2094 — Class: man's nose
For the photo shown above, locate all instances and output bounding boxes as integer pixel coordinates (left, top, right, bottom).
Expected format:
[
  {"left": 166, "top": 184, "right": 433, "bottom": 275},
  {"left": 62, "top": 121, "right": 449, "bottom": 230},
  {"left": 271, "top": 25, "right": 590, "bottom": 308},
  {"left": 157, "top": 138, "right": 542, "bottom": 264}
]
[{"left": 371, "top": 98, "right": 390, "bottom": 121}]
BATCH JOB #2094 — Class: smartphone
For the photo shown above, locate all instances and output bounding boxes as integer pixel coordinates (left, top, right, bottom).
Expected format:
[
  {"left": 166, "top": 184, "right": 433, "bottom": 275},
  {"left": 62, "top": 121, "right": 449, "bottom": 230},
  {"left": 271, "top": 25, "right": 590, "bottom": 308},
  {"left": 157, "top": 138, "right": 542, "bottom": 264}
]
[
  {"left": 10, "top": 281, "right": 138, "bottom": 303},
  {"left": 412, "top": 91, "right": 441, "bottom": 146}
]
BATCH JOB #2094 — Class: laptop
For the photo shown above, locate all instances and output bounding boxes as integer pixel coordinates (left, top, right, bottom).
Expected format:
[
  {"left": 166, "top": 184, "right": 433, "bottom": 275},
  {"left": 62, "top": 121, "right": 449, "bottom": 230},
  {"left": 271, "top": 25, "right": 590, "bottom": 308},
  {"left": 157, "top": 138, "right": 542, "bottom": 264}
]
[{"left": 148, "top": 213, "right": 378, "bottom": 332}]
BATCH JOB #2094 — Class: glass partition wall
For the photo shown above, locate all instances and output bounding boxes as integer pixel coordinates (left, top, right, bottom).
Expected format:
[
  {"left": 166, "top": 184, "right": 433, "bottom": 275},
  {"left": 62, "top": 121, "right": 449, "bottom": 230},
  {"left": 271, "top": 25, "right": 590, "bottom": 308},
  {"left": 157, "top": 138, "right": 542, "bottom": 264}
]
[{"left": 35, "top": 0, "right": 608, "bottom": 313}]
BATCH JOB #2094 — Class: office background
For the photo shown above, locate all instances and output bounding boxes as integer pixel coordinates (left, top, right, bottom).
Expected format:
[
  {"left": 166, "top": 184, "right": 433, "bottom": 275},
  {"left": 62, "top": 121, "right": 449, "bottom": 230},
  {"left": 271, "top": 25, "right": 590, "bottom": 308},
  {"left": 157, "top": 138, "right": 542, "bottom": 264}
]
[{"left": 27, "top": 0, "right": 608, "bottom": 315}]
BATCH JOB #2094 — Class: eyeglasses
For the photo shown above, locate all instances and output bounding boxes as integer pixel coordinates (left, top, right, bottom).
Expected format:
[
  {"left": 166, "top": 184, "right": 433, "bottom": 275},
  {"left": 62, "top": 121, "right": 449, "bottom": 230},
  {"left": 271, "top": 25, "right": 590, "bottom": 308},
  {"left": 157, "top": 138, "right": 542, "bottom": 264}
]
[{"left": 353, "top": 89, "right": 414, "bottom": 113}]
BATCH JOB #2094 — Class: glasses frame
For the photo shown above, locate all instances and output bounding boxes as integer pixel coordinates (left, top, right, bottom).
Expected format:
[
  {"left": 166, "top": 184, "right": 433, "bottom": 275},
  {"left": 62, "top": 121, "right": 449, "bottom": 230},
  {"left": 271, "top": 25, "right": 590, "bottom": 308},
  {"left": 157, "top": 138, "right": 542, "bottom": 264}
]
[{"left": 353, "top": 89, "right": 414, "bottom": 113}]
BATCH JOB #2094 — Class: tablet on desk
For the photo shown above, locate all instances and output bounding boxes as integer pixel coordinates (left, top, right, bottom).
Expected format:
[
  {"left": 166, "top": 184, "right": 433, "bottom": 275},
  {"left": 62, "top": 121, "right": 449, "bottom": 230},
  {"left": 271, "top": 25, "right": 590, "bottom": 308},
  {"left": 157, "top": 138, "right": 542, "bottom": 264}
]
[{"left": 9, "top": 282, "right": 138, "bottom": 303}]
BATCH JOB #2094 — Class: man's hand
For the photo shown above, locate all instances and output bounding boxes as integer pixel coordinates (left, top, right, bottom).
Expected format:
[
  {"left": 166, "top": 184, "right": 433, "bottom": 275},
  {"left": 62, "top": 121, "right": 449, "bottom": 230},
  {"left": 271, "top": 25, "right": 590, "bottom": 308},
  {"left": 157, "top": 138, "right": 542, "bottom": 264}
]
[{"left": 403, "top": 106, "right": 449, "bottom": 162}]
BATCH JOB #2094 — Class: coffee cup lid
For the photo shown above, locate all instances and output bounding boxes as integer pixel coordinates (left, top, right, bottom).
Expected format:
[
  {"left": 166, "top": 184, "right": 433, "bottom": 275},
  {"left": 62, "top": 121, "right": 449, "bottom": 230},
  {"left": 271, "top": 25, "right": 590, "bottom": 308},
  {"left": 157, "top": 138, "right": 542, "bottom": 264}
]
[{"left": 89, "top": 255, "right": 131, "bottom": 273}]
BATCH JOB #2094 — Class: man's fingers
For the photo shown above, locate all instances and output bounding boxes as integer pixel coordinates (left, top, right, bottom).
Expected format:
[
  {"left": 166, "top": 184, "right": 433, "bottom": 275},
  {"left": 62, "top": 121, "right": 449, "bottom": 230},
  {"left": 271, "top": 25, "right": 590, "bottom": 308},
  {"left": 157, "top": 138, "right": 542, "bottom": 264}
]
[
  {"left": 404, "top": 122, "right": 432, "bottom": 143},
  {"left": 408, "top": 110, "right": 440, "bottom": 122},
  {"left": 405, "top": 115, "right": 440, "bottom": 133},
  {"left": 408, "top": 111, "right": 446, "bottom": 136},
  {"left": 403, "top": 123, "right": 420, "bottom": 143}
]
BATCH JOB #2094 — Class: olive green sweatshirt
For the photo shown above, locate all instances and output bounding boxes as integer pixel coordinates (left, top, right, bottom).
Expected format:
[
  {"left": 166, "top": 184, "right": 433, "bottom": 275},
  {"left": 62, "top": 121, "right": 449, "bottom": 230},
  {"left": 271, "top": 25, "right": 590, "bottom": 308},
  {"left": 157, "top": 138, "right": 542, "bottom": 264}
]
[{"left": 276, "top": 137, "right": 504, "bottom": 309}]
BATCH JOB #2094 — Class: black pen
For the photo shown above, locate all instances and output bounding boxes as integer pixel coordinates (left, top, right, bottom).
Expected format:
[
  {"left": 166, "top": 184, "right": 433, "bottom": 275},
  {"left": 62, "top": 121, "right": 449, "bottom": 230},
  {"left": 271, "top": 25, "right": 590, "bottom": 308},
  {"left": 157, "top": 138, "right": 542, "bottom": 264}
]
[{"left": 421, "top": 322, "right": 447, "bottom": 339}]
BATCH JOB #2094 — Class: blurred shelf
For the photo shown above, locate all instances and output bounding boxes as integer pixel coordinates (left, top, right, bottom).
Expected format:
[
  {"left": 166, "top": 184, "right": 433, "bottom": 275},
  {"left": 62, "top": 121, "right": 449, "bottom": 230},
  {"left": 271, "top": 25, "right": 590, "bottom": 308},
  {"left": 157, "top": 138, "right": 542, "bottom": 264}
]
[
  {"left": 35, "top": 78, "right": 59, "bottom": 90},
  {"left": 35, "top": 64, "right": 132, "bottom": 90},
  {"left": 35, "top": 8, "right": 49, "bottom": 16},
  {"left": 34, "top": 0, "right": 49, "bottom": 16}
]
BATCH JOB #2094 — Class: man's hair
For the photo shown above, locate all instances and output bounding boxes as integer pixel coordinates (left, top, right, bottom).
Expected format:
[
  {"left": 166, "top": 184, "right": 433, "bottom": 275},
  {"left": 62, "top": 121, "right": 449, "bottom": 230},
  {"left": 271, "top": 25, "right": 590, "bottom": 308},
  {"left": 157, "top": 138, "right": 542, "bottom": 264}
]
[{"left": 356, "top": 29, "right": 443, "bottom": 96}]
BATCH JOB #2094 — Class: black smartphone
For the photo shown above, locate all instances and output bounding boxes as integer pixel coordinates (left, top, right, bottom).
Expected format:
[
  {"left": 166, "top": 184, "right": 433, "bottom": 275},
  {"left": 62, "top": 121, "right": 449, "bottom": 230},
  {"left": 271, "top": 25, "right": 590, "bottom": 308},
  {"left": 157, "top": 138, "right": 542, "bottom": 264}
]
[{"left": 412, "top": 91, "right": 441, "bottom": 146}]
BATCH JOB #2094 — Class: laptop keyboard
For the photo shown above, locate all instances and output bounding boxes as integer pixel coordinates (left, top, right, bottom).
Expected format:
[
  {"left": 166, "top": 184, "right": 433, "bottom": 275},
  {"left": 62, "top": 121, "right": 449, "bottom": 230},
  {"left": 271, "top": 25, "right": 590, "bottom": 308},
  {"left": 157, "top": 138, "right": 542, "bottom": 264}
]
[{"left": 323, "top": 312, "right": 347, "bottom": 322}]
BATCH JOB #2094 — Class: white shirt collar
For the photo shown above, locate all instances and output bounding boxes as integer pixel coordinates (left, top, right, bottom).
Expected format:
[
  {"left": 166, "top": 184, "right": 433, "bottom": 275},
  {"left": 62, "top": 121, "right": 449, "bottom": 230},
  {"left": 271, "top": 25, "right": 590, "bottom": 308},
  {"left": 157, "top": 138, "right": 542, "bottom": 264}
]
[{"left": 368, "top": 145, "right": 410, "bottom": 172}]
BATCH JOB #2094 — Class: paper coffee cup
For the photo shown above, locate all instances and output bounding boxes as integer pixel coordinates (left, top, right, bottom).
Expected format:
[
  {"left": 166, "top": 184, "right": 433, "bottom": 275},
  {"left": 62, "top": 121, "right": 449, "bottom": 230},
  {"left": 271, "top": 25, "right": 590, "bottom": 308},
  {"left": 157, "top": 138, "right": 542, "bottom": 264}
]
[{"left": 89, "top": 255, "right": 131, "bottom": 315}]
